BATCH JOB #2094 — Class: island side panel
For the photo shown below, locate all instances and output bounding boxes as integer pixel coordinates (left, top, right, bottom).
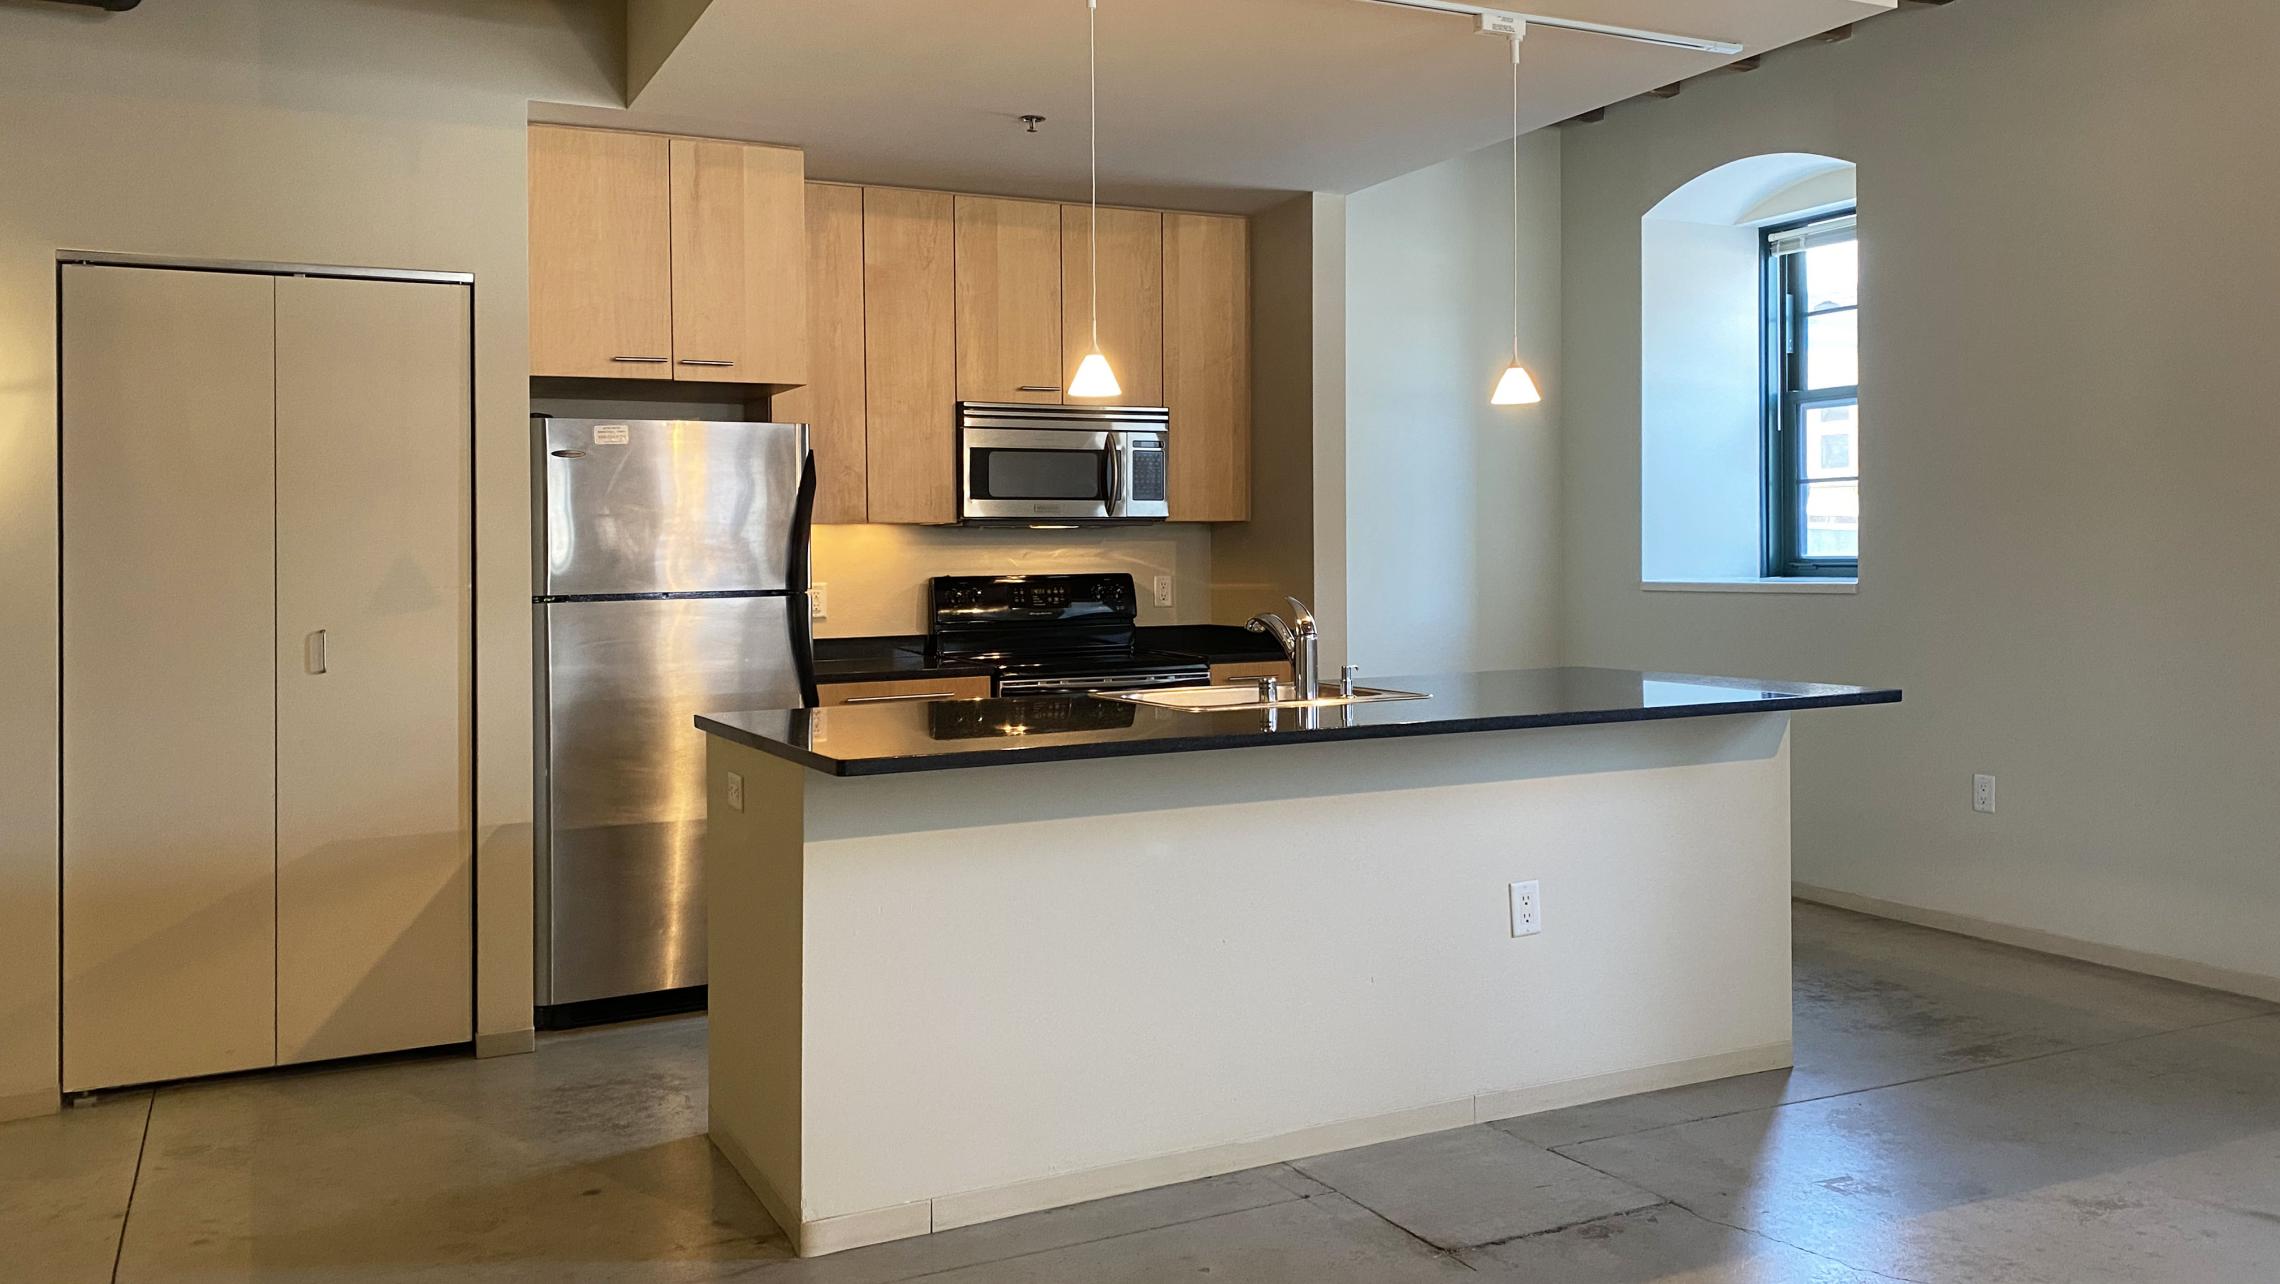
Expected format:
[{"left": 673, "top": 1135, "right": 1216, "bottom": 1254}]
[
  {"left": 704, "top": 738, "right": 807, "bottom": 1249},
  {"left": 792, "top": 714, "right": 1794, "bottom": 1229}
]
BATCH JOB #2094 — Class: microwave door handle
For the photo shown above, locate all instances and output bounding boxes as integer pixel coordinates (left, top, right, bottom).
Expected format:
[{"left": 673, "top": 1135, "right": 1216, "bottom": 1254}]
[{"left": 1103, "top": 434, "right": 1121, "bottom": 515}]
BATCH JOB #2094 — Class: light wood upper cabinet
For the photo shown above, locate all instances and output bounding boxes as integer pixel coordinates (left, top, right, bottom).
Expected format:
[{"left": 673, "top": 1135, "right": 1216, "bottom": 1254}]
[
  {"left": 1061, "top": 205, "right": 1162, "bottom": 406},
  {"left": 529, "top": 125, "right": 674, "bottom": 377},
  {"left": 1163, "top": 212, "right": 1252, "bottom": 522},
  {"left": 669, "top": 137, "right": 808, "bottom": 385},
  {"left": 955, "top": 196, "right": 1063, "bottom": 404},
  {"left": 773, "top": 183, "right": 869, "bottom": 524},
  {"left": 864, "top": 187, "right": 960, "bottom": 524},
  {"left": 530, "top": 125, "right": 807, "bottom": 384}
]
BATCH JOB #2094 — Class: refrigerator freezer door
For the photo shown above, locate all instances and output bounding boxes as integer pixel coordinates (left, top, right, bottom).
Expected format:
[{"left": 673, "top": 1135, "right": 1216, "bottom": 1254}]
[
  {"left": 540, "top": 418, "right": 805, "bottom": 597},
  {"left": 540, "top": 594, "right": 807, "bottom": 1005}
]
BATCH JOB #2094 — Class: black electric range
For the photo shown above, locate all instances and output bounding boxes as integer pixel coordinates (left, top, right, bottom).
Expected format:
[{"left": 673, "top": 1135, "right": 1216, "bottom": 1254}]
[{"left": 928, "top": 573, "right": 1212, "bottom": 696}]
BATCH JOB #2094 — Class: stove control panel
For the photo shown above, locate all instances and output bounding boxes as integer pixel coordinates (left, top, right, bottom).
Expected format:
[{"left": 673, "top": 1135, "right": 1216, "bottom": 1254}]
[{"left": 930, "top": 573, "right": 1137, "bottom": 623}]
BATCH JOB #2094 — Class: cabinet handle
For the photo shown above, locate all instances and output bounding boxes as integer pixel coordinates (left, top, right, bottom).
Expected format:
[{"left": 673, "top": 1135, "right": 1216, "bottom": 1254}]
[
  {"left": 306, "top": 629, "right": 328, "bottom": 675},
  {"left": 610, "top": 355, "right": 669, "bottom": 364},
  {"left": 1017, "top": 385, "right": 1061, "bottom": 393},
  {"left": 678, "top": 359, "right": 736, "bottom": 367},
  {"left": 842, "top": 690, "right": 958, "bottom": 704}
]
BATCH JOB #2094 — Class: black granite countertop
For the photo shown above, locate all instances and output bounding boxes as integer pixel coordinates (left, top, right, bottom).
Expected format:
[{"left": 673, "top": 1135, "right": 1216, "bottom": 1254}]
[{"left": 698, "top": 666, "right": 1901, "bottom": 777}]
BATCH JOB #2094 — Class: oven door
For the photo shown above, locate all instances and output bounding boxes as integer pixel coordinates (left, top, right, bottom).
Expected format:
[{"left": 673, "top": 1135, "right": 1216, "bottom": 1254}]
[{"left": 962, "top": 426, "right": 1116, "bottom": 522}]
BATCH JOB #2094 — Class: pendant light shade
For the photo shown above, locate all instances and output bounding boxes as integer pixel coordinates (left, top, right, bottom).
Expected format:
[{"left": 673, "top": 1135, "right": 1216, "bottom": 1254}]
[
  {"left": 1491, "top": 27, "right": 1543, "bottom": 410},
  {"left": 1069, "top": 350, "right": 1122, "bottom": 397},
  {"left": 1072, "top": 0, "right": 1122, "bottom": 399},
  {"left": 1490, "top": 362, "right": 1542, "bottom": 405}
]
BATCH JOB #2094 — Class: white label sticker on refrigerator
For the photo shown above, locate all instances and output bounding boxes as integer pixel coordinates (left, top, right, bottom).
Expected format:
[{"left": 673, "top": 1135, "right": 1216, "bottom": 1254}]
[{"left": 593, "top": 424, "right": 631, "bottom": 445}]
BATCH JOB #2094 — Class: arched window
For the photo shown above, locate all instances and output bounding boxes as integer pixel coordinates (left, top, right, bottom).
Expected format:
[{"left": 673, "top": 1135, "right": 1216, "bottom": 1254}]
[{"left": 1641, "top": 154, "right": 1858, "bottom": 585}]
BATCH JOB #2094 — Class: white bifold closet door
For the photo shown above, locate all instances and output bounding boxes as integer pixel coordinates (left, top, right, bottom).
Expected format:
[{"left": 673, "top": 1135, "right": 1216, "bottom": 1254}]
[
  {"left": 62, "top": 265, "right": 472, "bottom": 1092},
  {"left": 62, "top": 266, "right": 280, "bottom": 1091},
  {"left": 273, "top": 275, "right": 473, "bottom": 1066}
]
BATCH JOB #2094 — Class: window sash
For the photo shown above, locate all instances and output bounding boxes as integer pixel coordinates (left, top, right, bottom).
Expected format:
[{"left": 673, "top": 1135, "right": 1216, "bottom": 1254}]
[{"left": 1763, "top": 207, "right": 1860, "bottom": 578}]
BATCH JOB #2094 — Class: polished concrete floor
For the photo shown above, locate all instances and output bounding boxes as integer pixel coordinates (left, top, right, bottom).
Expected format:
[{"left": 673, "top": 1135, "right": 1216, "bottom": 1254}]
[{"left": 10, "top": 902, "right": 2280, "bottom": 1283}]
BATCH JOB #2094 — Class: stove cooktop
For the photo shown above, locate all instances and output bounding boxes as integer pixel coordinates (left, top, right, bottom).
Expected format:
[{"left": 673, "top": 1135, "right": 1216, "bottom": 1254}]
[{"left": 926, "top": 573, "right": 1214, "bottom": 694}]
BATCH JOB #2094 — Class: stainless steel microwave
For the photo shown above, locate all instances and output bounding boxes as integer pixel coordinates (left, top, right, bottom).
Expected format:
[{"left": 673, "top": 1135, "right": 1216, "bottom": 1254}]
[{"left": 958, "top": 402, "right": 1169, "bottom": 524}]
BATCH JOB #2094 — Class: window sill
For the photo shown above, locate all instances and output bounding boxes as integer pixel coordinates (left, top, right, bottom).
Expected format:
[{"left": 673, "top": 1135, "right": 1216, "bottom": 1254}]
[{"left": 1640, "top": 578, "right": 1858, "bottom": 595}]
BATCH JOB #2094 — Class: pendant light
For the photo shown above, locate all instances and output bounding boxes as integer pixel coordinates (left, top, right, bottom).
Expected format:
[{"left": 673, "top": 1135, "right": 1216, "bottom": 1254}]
[
  {"left": 1067, "top": 0, "right": 1124, "bottom": 398},
  {"left": 1490, "top": 27, "right": 1543, "bottom": 407}
]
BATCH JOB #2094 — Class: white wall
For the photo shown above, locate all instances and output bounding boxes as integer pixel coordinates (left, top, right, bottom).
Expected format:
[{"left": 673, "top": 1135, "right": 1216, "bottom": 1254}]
[
  {"left": 0, "top": 0, "right": 619, "bottom": 1115},
  {"left": 1639, "top": 218, "right": 1762, "bottom": 580},
  {"left": 1559, "top": 0, "right": 2280, "bottom": 987},
  {"left": 1341, "top": 134, "right": 1561, "bottom": 676},
  {"left": 1210, "top": 194, "right": 1324, "bottom": 626}
]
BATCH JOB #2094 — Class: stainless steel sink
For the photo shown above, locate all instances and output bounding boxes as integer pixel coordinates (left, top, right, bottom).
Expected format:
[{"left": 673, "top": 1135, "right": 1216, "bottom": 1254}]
[{"left": 1101, "top": 683, "right": 1429, "bottom": 712}]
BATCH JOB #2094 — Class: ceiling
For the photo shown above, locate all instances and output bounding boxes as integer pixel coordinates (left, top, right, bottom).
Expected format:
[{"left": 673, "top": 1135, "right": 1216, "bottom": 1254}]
[{"left": 543, "top": 0, "right": 1892, "bottom": 213}]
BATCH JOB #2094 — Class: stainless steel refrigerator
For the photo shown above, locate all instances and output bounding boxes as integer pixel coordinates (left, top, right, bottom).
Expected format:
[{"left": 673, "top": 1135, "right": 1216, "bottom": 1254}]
[{"left": 532, "top": 415, "right": 815, "bottom": 1017}]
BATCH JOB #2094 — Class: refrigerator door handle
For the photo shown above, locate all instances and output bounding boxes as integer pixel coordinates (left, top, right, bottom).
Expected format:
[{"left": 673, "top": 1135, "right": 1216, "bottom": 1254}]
[
  {"left": 305, "top": 629, "right": 328, "bottom": 675},
  {"left": 787, "top": 449, "right": 819, "bottom": 708}
]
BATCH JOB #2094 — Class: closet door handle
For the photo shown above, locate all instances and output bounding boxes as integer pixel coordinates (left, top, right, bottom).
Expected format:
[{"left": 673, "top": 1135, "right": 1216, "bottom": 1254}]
[
  {"left": 1017, "top": 385, "right": 1061, "bottom": 393},
  {"left": 677, "top": 358, "right": 735, "bottom": 368},
  {"left": 610, "top": 355, "right": 669, "bottom": 364},
  {"left": 306, "top": 629, "right": 328, "bottom": 675}
]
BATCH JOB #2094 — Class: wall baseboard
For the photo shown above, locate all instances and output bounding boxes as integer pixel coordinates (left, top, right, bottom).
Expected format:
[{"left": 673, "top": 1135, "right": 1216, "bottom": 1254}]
[
  {"left": 1794, "top": 884, "right": 2280, "bottom": 1004},
  {"left": 0, "top": 1086, "right": 59, "bottom": 1123},
  {"left": 774, "top": 1041, "right": 1790, "bottom": 1257},
  {"left": 473, "top": 1028, "right": 536, "bottom": 1059}
]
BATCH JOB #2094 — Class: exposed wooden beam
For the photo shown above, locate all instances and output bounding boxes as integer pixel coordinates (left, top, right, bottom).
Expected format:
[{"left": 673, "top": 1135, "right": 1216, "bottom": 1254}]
[
  {"left": 1648, "top": 82, "right": 1683, "bottom": 99},
  {"left": 1558, "top": 106, "right": 1607, "bottom": 126},
  {"left": 1814, "top": 23, "right": 1855, "bottom": 42},
  {"left": 1721, "top": 54, "right": 1762, "bottom": 72}
]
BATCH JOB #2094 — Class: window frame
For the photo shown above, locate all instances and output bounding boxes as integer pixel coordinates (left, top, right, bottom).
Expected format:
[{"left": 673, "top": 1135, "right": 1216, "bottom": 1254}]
[{"left": 1760, "top": 209, "right": 1860, "bottom": 579}]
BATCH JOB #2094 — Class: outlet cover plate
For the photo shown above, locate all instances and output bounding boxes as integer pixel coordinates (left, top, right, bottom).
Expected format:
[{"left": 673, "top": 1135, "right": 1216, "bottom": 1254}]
[{"left": 1509, "top": 880, "right": 1541, "bottom": 937}]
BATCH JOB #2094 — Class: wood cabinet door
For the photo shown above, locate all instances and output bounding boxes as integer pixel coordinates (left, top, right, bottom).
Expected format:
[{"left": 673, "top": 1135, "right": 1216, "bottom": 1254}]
[
  {"left": 1061, "top": 205, "right": 1162, "bottom": 405},
  {"left": 61, "top": 265, "right": 279, "bottom": 1091},
  {"left": 529, "top": 125, "right": 674, "bottom": 377},
  {"left": 955, "top": 195, "right": 1063, "bottom": 404},
  {"left": 273, "top": 275, "right": 474, "bottom": 1066},
  {"left": 1163, "top": 213, "right": 1253, "bottom": 522},
  {"left": 864, "top": 187, "right": 959, "bottom": 524},
  {"left": 669, "top": 137, "right": 809, "bottom": 385},
  {"left": 773, "top": 182, "right": 867, "bottom": 523}
]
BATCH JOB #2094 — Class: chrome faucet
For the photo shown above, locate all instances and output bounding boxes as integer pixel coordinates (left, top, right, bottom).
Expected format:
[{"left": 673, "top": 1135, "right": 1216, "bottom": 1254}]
[{"left": 1246, "top": 597, "right": 1319, "bottom": 699}]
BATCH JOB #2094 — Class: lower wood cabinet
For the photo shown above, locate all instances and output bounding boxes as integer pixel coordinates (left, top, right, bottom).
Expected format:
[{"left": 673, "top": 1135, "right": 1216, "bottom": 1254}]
[
  {"left": 61, "top": 263, "right": 473, "bottom": 1092},
  {"left": 815, "top": 675, "right": 993, "bottom": 706}
]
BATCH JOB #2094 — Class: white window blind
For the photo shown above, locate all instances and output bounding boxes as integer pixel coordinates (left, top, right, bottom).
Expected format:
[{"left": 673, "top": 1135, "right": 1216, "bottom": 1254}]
[{"left": 1767, "top": 213, "right": 1857, "bottom": 257}]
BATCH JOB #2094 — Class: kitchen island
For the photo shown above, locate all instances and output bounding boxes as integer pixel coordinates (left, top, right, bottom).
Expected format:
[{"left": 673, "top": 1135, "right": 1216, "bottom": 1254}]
[{"left": 695, "top": 667, "right": 1899, "bottom": 1256}]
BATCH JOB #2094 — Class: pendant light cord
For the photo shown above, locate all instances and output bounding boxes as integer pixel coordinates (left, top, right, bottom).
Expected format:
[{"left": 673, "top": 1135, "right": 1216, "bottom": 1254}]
[
  {"left": 1510, "top": 32, "right": 1521, "bottom": 364},
  {"left": 1089, "top": 0, "right": 1102, "bottom": 354}
]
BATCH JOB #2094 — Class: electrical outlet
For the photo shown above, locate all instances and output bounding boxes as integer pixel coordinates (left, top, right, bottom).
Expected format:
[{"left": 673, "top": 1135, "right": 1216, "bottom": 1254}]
[
  {"left": 811, "top": 582, "right": 829, "bottom": 620},
  {"left": 1151, "top": 574, "right": 1174, "bottom": 608},
  {"left": 1973, "top": 773, "right": 1995, "bottom": 815},
  {"left": 725, "top": 771, "right": 745, "bottom": 813},
  {"left": 1509, "top": 880, "right": 1541, "bottom": 937}
]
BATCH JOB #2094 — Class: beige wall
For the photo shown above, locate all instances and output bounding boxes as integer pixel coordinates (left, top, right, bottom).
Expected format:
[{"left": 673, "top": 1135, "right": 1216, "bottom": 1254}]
[
  {"left": 811, "top": 525, "right": 1214, "bottom": 637},
  {"left": 1343, "top": 134, "right": 1561, "bottom": 677},
  {"left": 1558, "top": 0, "right": 2280, "bottom": 986},
  {"left": 0, "top": 0, "right": 620, "bottom": 1114}
]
